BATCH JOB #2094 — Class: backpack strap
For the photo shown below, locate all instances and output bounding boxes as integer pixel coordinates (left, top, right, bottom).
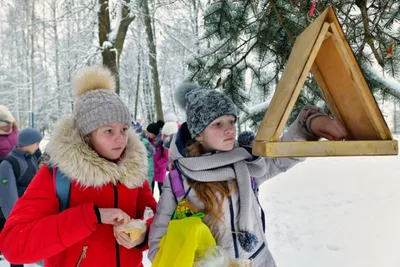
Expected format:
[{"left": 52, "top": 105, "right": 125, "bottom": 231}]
[
  {"left": 169, "top": 166, "right": 193, "bottom": 220},
  {"left": 52, "top": 167, "right": 71, "bottom": 212},
  {"left": 4, "top": 156, "right": 20, "bottom": 180},
  {"left": 169, "top": 169, "right": 186, "bottom": 202}
]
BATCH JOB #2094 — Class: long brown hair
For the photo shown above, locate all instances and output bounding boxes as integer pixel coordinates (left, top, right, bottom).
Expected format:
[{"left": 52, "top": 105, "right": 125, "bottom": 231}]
[
  {"left": 84, "top": 134, "right": 93, "bottom": 147},
  {"left": 186, "top": 139, "right": 235, "bottom": 225}
]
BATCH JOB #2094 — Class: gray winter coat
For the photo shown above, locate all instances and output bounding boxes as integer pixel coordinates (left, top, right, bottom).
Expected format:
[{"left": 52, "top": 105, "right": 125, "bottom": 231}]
[{"left": 148, "top": 105, "right": 326, "bottom": 266}]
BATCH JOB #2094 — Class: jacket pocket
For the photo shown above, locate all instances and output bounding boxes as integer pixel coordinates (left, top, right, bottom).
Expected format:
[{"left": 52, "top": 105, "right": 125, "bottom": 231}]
[{"left": 75, "top": 245, "right": 88, "bottom": 267}]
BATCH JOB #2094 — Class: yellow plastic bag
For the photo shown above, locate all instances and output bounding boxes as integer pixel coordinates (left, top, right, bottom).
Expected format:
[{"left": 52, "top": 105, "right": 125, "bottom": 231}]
[{"left": 152, "top": 217, "right": 216, "bottom": 267}]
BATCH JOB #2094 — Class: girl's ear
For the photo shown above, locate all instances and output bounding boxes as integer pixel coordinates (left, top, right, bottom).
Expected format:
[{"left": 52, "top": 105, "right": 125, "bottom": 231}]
[
  {"left": 195, "top": 134, "right": 203, "bottom": 144},
  {"left": 84, "top": 132, "right": 93, "bottom": 147}
]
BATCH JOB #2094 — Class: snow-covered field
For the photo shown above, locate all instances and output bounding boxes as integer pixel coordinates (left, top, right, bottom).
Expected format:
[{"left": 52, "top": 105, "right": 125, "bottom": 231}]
[
  {"left": 262, "top": 154, "right": 400, "bottom": 267},
  {"left": 2, "top": 153, "right": 400, "bottom": 267}
]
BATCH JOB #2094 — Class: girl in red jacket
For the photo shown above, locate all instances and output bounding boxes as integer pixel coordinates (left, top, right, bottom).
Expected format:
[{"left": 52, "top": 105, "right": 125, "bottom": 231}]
[{"left": 0, "top": 66, "right": 157, "bottom": 267}]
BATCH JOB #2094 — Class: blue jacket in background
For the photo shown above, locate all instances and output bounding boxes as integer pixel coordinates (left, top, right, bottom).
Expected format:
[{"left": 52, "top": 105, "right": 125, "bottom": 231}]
[{"left": 0, "top": 147, "right": 39, "bottom": 218}]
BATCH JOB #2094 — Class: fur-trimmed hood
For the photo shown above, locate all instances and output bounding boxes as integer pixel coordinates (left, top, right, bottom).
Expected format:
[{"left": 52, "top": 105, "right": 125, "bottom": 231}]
[{"left": 45, "top": 117, "right": 148, "bottom": 188}]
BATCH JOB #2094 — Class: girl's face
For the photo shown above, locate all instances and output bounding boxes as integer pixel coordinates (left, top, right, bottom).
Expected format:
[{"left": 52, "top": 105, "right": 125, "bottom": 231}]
[
  {"left": 196, "top": 115, "right": 236, "bottom": 153},
  {"left": 0, "top": 123, "right": 12, "bottom": 133},
  {"left": 90, "top": 122, "right": 129, "bottom": 160}
]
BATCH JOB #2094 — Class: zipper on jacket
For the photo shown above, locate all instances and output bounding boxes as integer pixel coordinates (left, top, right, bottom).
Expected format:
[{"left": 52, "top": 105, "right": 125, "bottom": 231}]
[
  {"left": 75, "top": 246, "right": 88, "bottom": 267},
  {"left": 113, "top": 185, "right": 121, "bottom": 267},
  {"left": 228, "top": 196, "right": 239, "bottom": 258}
]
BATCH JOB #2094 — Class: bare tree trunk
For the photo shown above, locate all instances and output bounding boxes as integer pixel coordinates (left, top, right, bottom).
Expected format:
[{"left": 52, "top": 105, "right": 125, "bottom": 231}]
[
  {"left": 42, "top": 0, "right": 50, "bottom": 120},
  {"left": 51, "top": 1, "right": 62, "bottom": 117},
  {"left": 30, "top": 1, "right": 35, "bottom": 122},
  {"left": 98, "top": 0, "right": 135, "bottom": 95},
  {"left": 23, "top": 1, "right": 30, "bottom": 127},
  {"left": 141, "top": 0, "right": 163, "bottom": 120},
  {"left": 134, "top": 45, "right": 142, "bottom": 121},
  {"left": 168, "top": 83, "right": 177, "bottom": 116},
  {"left": 143, "top": 71, "right": 154, "bottom": 123},
  {"left": 66, "top": 0, "right": 74, "bottom": 113},
  {"left": 191, "top": 0, "right": 201, "bottom": 53}
]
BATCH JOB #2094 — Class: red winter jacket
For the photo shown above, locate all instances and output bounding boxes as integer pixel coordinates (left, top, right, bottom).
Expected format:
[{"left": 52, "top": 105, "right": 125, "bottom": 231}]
[{"left": 0, "top": 118, "right": 157, "bottom": 267}]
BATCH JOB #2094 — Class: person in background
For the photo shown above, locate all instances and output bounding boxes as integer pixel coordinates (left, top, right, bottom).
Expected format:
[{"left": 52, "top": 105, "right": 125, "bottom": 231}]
[
  {"left": 146, "top": 120, "right": 168, "bottom": 195},
  {"left": 0, "top": 105, "right": 18, "bottom": 249},
  {"left": 0, "top": 105, "right": 18, "bottom": 161},
  {"left": 161, "top": 112, "right": 179, "bottom": 150},
  {"left": 0, "top": 127, "right": 42, "bottom": 267},
  {"left": 132, "top": 120, "right": 156, "bottom": 191}
]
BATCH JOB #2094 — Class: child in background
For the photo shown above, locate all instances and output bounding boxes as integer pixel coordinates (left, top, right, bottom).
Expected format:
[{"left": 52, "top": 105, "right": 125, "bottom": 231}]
[
  {"left": 0, "top": 105, "right": 18, "bottom": 161},
  {"left": 161, "top": 112, "right": 179, "bottom": 150},
  {"left": 0, "top": 127, "right": 43, "bottom": 218},
  {"left": 146, "top": 121, "right": 168, "bottom": 195},
  {"left": 0, "top": 127, "right": 42, "bottom": 267},
  {"left": 132, "top": 120, "right": 156, "bottom": 191}
]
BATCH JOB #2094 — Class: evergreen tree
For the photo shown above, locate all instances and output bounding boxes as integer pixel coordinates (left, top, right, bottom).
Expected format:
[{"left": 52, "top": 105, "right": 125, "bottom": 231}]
[{"left": 188, "top": 0, "right": 400, "bottom": 128}]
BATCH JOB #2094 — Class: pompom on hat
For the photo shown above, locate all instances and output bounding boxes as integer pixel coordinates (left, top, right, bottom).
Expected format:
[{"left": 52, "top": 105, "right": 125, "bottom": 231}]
[
  {"left": 161, "top": 112, "right": 178, "bottom": 136},
  {"left": 72, "top": 66, "right": 131, "bottom": 136},
  {"left": 146, "top": 120, "right": 165, "bottom": 136}
]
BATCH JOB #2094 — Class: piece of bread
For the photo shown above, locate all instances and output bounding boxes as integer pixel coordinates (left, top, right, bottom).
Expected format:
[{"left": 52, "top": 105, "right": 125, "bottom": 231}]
[{"left": 123, "top": 228, "right": 144, "bottom": 241}]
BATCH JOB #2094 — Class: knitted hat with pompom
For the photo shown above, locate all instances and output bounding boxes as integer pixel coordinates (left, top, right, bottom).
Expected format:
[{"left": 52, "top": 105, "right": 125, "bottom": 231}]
[{"left": 72, "top": 66, "right": 130, "bottom": 136}]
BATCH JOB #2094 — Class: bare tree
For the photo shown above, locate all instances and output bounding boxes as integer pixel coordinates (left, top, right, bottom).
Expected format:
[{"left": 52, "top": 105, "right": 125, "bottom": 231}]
[
  {"left": 140, "top": 0, "right": 163, "bottom": 120},
  {"left": 98, "top": 0, "right": 135, "bottom": 94}
]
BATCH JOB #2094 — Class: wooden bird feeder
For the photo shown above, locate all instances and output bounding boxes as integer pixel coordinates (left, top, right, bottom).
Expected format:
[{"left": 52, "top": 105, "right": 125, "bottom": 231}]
[{"left": 253, "top": 7, "right": 398, "bottom": 158}]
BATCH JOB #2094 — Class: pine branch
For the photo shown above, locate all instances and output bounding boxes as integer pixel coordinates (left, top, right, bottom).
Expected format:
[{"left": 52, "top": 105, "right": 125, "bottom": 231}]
[
  {"left": 356, "top": 0, "right": 384, "bottom": 67},
  {"left": 271, "top": 0, "right": 294, "bottom": 42}
]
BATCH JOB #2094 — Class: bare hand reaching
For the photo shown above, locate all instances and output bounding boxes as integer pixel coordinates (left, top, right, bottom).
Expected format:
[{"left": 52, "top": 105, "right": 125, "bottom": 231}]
[
  {"left": 310, "top": 116, "right": 347, "bottom": 141},
  {"left": 98, "top": 208, "right": 130, "bottom": 226}
]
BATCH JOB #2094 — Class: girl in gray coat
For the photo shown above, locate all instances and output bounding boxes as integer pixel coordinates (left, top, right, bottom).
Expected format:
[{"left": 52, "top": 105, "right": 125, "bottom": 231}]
[{"left": 148, "top": 82, "right": 347, "bottom": 266}]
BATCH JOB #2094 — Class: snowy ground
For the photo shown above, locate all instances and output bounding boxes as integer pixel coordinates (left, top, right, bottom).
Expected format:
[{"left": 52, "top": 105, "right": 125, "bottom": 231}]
[
  {"left": 2, "top": 154, "right": 400, "bottom": 267},
  {"left": 262, "top": 154, "right": 400, "bottom": 267}
]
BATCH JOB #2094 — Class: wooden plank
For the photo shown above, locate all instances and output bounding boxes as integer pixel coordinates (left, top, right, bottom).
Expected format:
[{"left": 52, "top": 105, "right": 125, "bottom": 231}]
[
  {"left": 253, "top": 140, "right": 398, "bottom": 158},
  {"left": 272, "top": 22, "right": 331, "bottom": 141},
  {"left": 328, "top": 22, "right": 392, "bottom": 140},
  {"left": 314, "top": 35, "right": 379, "bottom": 140},
  {"left": 324, "top": 31, "right": 332, "bottom": 41},
  {"left": 255, "top": 8, "right": 331, "bottom": 142},
  {"left": 310, "top": 62, "right": 347, "bottom": 135},
  {"left": 323, "top": 7, "right": 392, "bottom": 139}
]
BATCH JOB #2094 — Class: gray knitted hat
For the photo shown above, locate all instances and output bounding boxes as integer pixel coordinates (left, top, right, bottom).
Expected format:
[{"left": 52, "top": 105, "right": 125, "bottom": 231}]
[
  {"left": 175, "top": 82, "right": 237, "bottom": 137},
  {"left": 72, "top": 66, "right": 130, "bottom": 136}
]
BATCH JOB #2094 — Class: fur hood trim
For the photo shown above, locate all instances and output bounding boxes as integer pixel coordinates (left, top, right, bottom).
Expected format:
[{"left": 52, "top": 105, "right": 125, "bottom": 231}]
[{"left": 46, "top": 117, "right": 148, "bottom": 188}]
